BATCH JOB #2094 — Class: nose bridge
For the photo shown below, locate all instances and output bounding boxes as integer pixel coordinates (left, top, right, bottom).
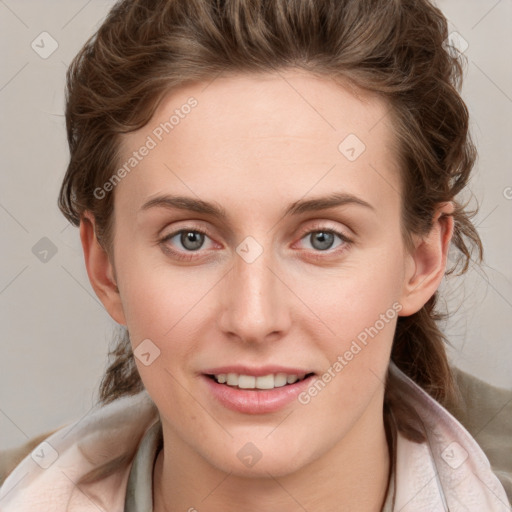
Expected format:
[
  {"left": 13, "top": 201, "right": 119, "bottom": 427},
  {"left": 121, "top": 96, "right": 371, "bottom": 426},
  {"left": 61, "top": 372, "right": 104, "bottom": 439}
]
[{"left": 217, "top": 237, "right": 290, "bottom": 342}]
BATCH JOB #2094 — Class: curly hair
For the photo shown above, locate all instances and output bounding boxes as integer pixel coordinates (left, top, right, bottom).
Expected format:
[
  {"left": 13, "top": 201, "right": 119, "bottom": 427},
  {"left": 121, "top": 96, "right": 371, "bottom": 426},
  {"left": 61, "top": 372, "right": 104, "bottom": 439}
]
[{"left": 58, "top": 0, "right": 482, "bottom": 440}]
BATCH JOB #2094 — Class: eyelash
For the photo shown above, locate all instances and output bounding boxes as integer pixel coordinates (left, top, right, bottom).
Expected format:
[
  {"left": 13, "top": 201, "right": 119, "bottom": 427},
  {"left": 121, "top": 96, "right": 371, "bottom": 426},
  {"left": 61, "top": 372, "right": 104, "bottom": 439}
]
[{"left": 159, "top": 224, "right": 353, "bottom": 262}]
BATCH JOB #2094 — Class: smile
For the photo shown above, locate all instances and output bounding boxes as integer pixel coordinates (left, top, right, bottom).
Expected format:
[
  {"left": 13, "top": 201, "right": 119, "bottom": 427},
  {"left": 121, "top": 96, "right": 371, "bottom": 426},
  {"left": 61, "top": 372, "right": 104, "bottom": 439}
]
[
  {"left": 201, "top": 368, "right": 317, "bottom": 414},
  {"left": 208, "top": 372, "right": 313, "bottom": 390}
]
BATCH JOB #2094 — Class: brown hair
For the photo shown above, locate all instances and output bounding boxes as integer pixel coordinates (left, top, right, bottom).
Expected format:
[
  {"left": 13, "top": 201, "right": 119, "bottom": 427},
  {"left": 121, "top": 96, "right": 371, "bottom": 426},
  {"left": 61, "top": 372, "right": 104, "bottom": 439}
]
[{"left": 58, "top": 0, "right": 481, "bottom": 432}]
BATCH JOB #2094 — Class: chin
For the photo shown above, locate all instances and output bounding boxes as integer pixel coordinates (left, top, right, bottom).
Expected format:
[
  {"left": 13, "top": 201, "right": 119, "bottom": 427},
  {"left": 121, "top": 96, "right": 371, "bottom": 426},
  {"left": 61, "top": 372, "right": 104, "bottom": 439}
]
[
  {"left": 199, "top": 431, "right": 319, "bottom": 479},
  {"left": 214, "top": 452, "right": 309, "bottom": 479}
]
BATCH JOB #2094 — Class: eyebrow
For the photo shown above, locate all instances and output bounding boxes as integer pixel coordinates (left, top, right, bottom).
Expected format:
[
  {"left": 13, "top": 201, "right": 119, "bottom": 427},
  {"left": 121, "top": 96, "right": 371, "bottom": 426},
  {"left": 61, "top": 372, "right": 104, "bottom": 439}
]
[{"left": 139, "top": 192, "right": 375, "bottom": 219}]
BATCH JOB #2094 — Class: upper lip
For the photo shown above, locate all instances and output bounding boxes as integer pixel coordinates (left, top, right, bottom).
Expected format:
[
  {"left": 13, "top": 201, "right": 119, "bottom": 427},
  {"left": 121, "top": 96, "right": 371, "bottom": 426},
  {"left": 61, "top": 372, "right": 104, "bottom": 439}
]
[{"left": 202, "top": 365, "right": 315, "bottom": 377}]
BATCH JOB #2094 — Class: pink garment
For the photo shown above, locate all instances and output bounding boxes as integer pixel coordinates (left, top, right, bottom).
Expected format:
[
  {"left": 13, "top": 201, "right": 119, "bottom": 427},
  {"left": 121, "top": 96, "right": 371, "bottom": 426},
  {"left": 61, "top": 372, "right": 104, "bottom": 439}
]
[{"left": 0, "top": 363, "right": 510, "bottom": 511}]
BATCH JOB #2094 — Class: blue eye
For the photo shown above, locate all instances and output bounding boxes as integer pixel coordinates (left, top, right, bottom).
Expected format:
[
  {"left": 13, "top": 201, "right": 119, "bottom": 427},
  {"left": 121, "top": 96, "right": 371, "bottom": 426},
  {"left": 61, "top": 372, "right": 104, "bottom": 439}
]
[
  {"left": 168, "top": 230, "right": 206, "bottom": 251},
  {"left": 292, "top": 225, "right": 354, "bottom": 261},
  {"left": 159, "top": 228, "right": 214, "bottom": 261},
  {"left": 159, "top": 226, "right": 352, "bottom": 262},
  {"left": 162, "top": 229, "right": 207, "bottom": 251},
  {"left": 302, "top": 230, "right": 341, "bottom": 251}
]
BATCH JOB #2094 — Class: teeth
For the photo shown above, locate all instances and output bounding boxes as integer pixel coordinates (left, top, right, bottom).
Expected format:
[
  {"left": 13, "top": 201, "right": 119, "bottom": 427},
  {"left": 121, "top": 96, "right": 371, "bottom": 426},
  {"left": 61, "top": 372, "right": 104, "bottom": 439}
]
[
  {"left": 238, "top": 375, "right": 256, "bottom": 389},
  {"left": 274, "top": 373, "right": 288, "bottom": 388},
  {"left": 226, "top": 373, "right": 238, "bottom": 385},
  {"left": 287, "top": 375, "right": 298, "bottom": 384},
  {"left": 256, "top": 374, "right": 275, "bottom": 389},
  {"left": 213, "top": 372, "right": 308, "bottom": 389}
]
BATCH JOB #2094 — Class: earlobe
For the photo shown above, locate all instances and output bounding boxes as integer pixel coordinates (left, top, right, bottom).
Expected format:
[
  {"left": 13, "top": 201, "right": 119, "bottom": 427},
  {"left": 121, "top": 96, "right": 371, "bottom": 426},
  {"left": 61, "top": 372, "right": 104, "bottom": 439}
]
[
  {"left": 399, "top": 203, "right": 455, "bottom": 316},
  {"left": 79, "top": 212, "right": 127, "bottom": 325}
]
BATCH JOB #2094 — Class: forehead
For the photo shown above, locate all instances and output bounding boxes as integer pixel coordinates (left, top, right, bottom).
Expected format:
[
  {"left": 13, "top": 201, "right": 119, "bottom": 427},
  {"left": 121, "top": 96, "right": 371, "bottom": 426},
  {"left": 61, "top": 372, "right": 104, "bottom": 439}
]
[{"left": 116, "top": 69, "right": 400, "bottom": 216}]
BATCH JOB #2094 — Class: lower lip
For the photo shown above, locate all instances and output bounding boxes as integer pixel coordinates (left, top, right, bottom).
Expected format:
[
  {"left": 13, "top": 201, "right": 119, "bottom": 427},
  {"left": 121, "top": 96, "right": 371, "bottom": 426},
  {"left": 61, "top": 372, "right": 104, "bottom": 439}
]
[{"left": 202, "top": 374, "right": 316, "bottom": 414}]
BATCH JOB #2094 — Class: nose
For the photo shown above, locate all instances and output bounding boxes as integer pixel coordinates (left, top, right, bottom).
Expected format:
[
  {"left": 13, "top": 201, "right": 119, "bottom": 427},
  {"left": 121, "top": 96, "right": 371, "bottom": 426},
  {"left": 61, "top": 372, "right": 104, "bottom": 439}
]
[{"left": 217, "top": 241, "right": 291, "bottom": 344}]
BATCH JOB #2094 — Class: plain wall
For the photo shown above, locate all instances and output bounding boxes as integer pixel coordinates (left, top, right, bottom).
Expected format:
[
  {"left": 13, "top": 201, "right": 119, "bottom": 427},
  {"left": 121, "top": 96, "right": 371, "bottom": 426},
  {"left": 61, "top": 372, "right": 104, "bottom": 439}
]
[{"left": 1, "top": 0, "right": 511, "bottom": 450}]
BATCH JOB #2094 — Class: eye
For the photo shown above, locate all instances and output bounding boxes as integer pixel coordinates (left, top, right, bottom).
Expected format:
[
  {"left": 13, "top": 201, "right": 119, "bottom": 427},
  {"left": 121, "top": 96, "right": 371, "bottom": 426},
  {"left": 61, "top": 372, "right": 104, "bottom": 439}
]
[
  {"left": 296, "top": 226, "right": 352, "bottom": 255},
  {"left": 159, "top": 225, "right": 353, "bottom": 262},
  {"left": 159, "top": 228, "right": 216, "bottom": 260}
]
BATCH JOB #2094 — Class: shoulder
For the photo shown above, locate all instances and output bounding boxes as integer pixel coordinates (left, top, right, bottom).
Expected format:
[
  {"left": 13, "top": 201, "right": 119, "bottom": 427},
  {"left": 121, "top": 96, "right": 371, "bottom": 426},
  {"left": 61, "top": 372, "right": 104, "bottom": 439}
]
[
  {"left": 447, "top": 365, "right": 512, "bottom": 502},
  {"left": 389, "top": 361, "right": 511, "bottom": 510},
  {"left": 0, "top": 429, "right": 60, "bottom": 487},
  {"left": 0, "top": 390, "right": 159, "bottom": 511}
]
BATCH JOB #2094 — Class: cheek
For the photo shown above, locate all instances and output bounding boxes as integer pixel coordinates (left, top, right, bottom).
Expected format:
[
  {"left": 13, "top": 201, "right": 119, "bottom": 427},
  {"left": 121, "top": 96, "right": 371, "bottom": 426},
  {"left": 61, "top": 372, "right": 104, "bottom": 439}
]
[
  {"left": 114, "top": 247, "right": 223, "bottom": 386},
  {"left": 298, "top": 248, "right": 403, "bottom": 339},
  {"left": 119, "top": 270, "right": 203, "bottom": 352},
  {"left": 291, "top": 271, "right": 401, "bottom": 448},
  {"left": 120, "top": 265, "right": 208, "bottom": 417},
  {"left": 114, "top": 235, "right": 197, "bottom": 335},
  {"left": 294, "top": 249, "right": 404, "bottom": 394}
]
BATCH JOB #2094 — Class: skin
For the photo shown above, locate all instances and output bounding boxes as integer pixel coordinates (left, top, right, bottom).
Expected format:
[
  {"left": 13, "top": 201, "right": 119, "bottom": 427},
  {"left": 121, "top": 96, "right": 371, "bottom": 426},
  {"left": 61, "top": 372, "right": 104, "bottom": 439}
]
[{"left": 80, "top": 69, "right": 454, "bottom": 511}]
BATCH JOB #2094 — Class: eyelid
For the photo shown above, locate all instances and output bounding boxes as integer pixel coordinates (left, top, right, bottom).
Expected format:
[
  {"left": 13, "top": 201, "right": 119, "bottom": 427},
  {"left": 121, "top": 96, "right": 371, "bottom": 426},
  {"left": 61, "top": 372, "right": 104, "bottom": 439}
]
[
  {"left": 295, "top": 221, "right": 354, "bottom": 243},
  {"left": 158, "top": 220, "right": 354, "bottom": 260},
  {"left": 159, "top": 219, "right": 216, "bottom": 240},
  {"left": 159, "top": 225, "right": 216, "bottom": 248},
  {"left": 158, "top": 226, "right": 218, "bottom": 262}
]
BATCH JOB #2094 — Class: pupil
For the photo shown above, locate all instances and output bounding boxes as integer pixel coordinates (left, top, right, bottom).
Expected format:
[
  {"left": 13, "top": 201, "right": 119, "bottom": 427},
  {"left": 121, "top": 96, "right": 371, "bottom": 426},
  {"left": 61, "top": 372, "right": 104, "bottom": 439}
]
[
  {"left": 312, "top": 231, "right": 334, "bottom": 250},
  {"left": 182, "top": 231, "right": 204, "bottom": 250}
]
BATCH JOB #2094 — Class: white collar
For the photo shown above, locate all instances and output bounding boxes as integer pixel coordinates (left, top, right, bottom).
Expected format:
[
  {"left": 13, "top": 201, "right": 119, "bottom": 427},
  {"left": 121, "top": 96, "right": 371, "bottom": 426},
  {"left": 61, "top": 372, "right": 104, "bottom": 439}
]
[{"left": 389, "top": 361, "right": 510, "bottom": 511}]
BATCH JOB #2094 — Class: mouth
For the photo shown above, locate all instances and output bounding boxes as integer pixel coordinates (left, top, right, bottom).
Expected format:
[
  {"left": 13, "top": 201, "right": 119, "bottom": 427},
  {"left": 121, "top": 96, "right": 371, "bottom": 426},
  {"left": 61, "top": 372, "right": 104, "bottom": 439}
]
[
  {"left": 201, "top": 369, "right": 317, "bottom": 414},
  {"left": 205, "top": 372, "right": 316, "bottom": 390}
]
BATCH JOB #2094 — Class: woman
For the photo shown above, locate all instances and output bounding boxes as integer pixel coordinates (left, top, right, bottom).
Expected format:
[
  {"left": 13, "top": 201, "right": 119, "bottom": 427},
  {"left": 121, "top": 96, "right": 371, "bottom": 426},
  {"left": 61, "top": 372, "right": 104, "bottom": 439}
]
[{"left": 0, "top": 0, "right": 510, "bottom": 510}]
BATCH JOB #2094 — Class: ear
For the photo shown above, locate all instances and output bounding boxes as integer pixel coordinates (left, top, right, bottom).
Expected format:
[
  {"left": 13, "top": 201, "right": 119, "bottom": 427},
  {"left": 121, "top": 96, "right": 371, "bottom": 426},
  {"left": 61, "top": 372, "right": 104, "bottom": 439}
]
[
  {"left": 398, "top": 202, "right": 455, "bottom": 316},
  {"left": 79, "top": 211, "right": 127, "bottom": 325}
]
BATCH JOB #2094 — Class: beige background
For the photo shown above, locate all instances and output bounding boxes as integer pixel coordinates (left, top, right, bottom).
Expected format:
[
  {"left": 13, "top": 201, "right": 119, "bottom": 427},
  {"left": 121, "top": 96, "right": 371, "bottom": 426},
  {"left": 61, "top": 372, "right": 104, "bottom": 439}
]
[{"left": 0, "top": 0, "right": 511, "bottom": 449}]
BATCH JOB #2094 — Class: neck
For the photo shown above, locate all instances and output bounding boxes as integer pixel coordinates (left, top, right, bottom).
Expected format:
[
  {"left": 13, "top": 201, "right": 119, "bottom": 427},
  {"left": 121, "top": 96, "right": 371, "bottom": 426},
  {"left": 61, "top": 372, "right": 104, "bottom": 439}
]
[{"left": 153, "top": 398, "right": 391, "bottom": 512}]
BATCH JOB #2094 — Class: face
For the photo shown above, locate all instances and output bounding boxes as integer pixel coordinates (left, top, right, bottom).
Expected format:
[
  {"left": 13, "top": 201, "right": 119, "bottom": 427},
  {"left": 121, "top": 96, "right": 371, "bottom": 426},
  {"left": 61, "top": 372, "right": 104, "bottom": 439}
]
[{"left": 96, "top": 70, "right": 423, "bottom": 477}]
